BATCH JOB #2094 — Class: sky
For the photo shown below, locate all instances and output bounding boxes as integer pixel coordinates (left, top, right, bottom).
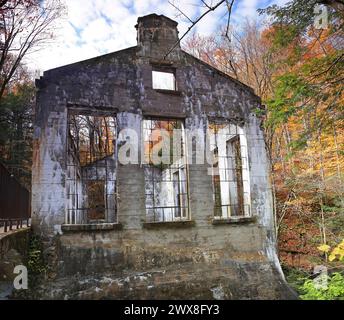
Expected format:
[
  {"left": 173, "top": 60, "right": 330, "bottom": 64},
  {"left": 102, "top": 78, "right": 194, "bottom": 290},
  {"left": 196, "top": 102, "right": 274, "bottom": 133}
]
[{"left": 27, "top": 0, "right": 289, "bottom": 74}]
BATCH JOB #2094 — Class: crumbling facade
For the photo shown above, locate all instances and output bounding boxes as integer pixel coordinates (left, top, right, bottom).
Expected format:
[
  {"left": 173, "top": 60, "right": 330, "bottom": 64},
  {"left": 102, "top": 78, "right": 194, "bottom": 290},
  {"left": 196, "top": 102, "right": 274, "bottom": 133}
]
[{"left": 32, "top": 14, "right": 295, "bottom": 299}]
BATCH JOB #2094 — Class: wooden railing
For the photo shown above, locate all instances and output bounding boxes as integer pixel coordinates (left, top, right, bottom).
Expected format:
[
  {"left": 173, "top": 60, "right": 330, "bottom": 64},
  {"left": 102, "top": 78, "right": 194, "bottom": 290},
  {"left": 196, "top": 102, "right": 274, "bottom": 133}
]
[{"left": 0, "top": 162, "right": 31, "bottom": 233}]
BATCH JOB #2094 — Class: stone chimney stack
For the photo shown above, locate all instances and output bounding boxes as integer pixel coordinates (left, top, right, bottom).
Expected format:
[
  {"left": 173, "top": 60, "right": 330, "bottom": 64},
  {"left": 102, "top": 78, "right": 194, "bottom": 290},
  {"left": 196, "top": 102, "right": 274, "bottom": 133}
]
[{"left": 135, "top": 14, "right": 181, "bottom": 61}]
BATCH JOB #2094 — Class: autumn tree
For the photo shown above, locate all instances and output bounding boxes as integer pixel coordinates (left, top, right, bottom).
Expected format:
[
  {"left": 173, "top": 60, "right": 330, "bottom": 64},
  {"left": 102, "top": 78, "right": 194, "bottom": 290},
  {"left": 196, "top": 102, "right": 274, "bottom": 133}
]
[
  {"left": 0, "top": 0, "right": 65, "bottom": 102},
  {"left": 0, "top": 70, "right": 34, "bottom": 188},
  {"left": 259, "top": 0, "right": 344, "bottom": 268}
]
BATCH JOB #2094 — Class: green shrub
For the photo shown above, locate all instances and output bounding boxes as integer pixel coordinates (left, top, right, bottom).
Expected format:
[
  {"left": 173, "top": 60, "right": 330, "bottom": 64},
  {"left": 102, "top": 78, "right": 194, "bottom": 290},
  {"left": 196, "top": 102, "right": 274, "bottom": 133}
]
[
  {"left": 300, "top": 273, "right": 344, "bottom": 300},
  {"left": 27, "top": 233, "right": 47, "bottom": 287}
]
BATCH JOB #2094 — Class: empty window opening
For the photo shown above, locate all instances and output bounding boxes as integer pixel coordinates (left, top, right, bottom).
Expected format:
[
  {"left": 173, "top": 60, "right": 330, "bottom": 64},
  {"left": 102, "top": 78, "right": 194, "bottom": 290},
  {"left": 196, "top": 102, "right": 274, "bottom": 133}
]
[
  {"left": 143, "top": 118, "right": 189, "bottom": 222},
  {"left": 152, "top": 70, "right": 176, "bottom": 90},
  {"left": 209, "top": 122, "right": 251, "bottom": 218},
  {"left": 66, "top": 114, "right": 117, "bottom": 224}
]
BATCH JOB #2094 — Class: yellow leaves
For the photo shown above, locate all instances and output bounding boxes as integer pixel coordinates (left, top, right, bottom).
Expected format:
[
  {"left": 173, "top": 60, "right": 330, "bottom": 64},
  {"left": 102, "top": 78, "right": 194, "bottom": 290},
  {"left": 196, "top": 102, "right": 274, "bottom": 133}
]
[
  {"left": 318, "top": 240, "right": 344, "bottom": 262},
  {"left": 329, "top": 253, "right": 337, "bottom": 262},
  {"left": 318, "top": 244, "right": 331, "bottom": 253},
  {"left": 329, "top": 240, "right": 344, "bottom": 262}
]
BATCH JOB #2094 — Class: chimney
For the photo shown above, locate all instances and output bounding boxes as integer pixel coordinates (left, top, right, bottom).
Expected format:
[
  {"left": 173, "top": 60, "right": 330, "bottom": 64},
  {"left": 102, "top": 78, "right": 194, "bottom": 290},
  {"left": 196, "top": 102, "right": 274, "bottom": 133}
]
[{"left": 135, "top": 14, "right": 181, "bottom": 61}]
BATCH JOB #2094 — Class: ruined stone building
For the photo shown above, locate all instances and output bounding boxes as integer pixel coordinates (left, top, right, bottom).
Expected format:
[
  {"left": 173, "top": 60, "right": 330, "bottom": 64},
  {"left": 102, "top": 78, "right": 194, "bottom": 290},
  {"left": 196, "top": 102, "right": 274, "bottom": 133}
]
[{"left": 32, "top": 14, "right": 295, "bottom": 299}]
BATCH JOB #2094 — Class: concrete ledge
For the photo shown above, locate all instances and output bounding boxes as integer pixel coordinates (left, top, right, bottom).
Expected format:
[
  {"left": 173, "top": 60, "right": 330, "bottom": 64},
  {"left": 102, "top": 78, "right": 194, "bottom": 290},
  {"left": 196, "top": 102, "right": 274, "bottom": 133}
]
[
  {"left": 35, "top": 262, "right": 298, "bottom": 300},
  {"left": 143, "top": 220, "right": 195, "bottom": 229},
  {"left": 61, "top": 223, "right": 122, "bottom": 232},
  {"left": 0, "top": 227, "right": 30, "bottom": 241},
  {"left": 212, "top": 216, "right": 257, "bottom": 225},
  {"left": 154, "top": 89, "right": 182, "bottom": 96}
]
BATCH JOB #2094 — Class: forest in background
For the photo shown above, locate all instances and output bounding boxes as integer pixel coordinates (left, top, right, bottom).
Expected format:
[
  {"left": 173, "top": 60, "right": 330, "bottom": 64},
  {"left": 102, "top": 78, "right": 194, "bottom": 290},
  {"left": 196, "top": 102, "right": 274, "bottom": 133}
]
[{"left": 0, "top": 0, "right": 343, "bottom": 299}]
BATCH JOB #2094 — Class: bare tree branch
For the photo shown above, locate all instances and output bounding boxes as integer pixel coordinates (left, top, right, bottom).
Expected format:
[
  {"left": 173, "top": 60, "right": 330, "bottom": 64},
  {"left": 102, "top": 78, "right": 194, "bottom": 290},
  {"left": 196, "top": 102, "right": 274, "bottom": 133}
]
[
  {"left": 224, "top": 0, "right": 235, "bottom": 39},
  {"left": 168, "top": 0, "right": 194, "bottom": 23},
  {"left": 0, "top": 0, "right": 8, "bottom": 8},
  {"left": 201, "top": 0, "right": 212, "bottom": 9},
  {"left": 164, "top": 0, "right": 228, "bottom": 59}
]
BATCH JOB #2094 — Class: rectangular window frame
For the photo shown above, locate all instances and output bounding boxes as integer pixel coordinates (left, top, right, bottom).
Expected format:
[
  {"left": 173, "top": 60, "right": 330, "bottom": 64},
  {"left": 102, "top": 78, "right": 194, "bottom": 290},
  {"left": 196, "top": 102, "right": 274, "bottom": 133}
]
[
  {"left": 142, "top": 116, "right": 190, "bottom": 223},
  {"left": 65, "top": 111, "right": 118, "bottom": 225},
  {"left": 152, "top": 66, "right": 177, "bottom": 91},
  {"left": 209, "top": 121, "right": 251, "bottom": 219}
]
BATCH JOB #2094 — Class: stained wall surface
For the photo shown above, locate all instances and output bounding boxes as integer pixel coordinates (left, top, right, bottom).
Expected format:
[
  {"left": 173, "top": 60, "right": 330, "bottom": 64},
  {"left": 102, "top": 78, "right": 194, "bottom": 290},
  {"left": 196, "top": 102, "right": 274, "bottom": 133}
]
[{"left": 32, "top": 14, "right": 296, "bottom": 299}]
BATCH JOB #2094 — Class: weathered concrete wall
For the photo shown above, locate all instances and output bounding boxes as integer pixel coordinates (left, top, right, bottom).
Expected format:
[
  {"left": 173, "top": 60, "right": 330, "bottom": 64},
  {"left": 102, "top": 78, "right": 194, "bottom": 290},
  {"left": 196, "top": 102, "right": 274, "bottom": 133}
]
[{"left": 32, "top": 14, "right": 295, "bottom": 299}]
